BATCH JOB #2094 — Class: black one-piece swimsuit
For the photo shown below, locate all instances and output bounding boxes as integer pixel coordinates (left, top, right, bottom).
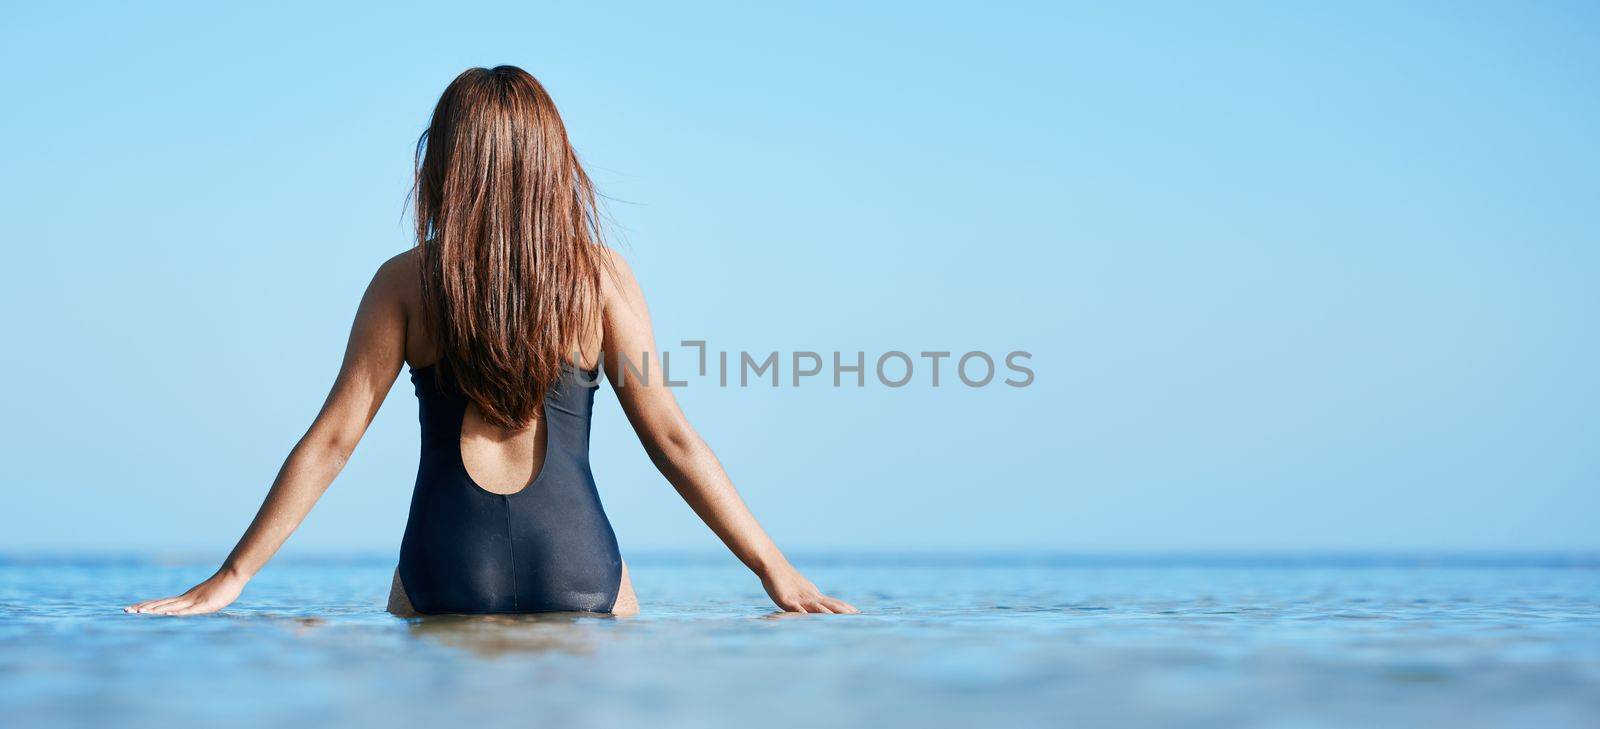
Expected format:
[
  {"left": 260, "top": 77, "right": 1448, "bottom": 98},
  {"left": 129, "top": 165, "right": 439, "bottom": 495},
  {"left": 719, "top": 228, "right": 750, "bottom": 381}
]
[{"left": 397, "top": 360, "right": 622, "bottom": 614}]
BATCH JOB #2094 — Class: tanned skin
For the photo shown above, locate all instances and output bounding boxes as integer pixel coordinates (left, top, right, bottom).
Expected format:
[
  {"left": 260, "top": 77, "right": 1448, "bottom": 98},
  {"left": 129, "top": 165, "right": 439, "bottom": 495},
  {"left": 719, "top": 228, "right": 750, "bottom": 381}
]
[{"left": 125, "top": 248, "right": 857, "bottom": 617}]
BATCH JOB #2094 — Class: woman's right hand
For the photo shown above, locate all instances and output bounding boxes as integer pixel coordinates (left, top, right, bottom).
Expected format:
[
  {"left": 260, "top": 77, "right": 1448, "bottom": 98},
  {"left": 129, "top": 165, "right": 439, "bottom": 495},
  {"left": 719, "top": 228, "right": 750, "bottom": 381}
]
[{"left": 125, "top": 569, "right": 247, "bottom": 616}]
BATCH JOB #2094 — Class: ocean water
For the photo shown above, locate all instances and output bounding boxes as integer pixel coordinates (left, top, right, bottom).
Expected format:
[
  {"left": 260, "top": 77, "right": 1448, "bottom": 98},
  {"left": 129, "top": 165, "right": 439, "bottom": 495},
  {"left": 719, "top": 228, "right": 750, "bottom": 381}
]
[{"left": 1, "top": 554, "right": 1596, "bottom": 728}]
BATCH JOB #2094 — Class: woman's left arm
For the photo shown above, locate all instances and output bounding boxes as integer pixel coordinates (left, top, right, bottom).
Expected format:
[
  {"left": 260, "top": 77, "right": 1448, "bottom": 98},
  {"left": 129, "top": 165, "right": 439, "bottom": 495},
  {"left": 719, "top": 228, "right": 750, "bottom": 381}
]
[
  {"left": 599, "top": 252, "right": 857, "bottom": 614},
  {"left": 126, "top": 256, "right": 410, "bottom": 615}
]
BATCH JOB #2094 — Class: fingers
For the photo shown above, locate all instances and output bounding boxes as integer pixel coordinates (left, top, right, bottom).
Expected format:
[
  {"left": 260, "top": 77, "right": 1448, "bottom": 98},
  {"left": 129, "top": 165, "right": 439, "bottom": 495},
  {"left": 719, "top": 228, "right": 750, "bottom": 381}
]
[
  {"left": 822, "top": 597, "right": 860, "bottom": 615},
  {"left": 145, "top": 598, "right": 195, "bottom": 615},
  {"left": 125, "top": 597, "right": 169, "bottom": 612},
  {"left": 125, "top": 594, "right": 220, "bottom": 616},
  {"left": 126, "top": 596, "right": 182, "bottom": 613},
  {"left": 776, "top": 595, "right": 858, "bottom": 615}
]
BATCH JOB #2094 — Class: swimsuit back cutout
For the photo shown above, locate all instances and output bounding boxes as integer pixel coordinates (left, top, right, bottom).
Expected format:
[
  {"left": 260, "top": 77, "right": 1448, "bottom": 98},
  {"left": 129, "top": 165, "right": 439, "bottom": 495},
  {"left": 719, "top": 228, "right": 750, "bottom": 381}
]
[{"left": 397, "top": 360, "right": 621, "bottom": 614}]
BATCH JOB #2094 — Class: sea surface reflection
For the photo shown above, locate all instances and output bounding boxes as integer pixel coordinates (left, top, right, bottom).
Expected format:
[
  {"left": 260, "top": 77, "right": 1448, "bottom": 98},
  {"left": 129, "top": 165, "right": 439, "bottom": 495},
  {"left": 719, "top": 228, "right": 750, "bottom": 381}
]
[{"left": 1, "top": 553, "right": 1596, "bottom": 728}]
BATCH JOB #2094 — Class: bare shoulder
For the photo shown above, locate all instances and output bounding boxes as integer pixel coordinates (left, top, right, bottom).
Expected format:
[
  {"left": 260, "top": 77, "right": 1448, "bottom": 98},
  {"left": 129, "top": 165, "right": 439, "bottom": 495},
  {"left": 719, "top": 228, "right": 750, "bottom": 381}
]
[
  {"left": 373, "top": 248, "right": 421, "bottom": 295},
  {"left": 361, "top": 248, "right": 423, "bottom": 326},
  {"left": 599, "top": 247, "right": 645, "bottom": 311}
]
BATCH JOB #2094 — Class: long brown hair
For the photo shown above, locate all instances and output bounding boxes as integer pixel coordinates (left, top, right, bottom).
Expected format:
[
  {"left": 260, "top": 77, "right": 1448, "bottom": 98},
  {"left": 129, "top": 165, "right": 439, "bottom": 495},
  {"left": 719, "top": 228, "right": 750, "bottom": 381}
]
[{"left": 413, "top": 65, "right": 609, "bottom": 429}]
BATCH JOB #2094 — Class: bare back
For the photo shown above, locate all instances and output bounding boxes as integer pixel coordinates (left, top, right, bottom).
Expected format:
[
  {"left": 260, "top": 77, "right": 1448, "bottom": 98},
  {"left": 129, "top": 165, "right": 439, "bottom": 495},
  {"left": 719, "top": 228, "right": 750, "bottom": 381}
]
[{"left": 387, "top": 250, "right": 636, "bottom": 613}]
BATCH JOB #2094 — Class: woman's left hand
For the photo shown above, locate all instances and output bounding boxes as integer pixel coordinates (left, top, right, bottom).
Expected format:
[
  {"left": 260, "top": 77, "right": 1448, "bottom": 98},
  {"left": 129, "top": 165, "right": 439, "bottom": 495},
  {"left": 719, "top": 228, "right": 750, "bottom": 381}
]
[
  {"left": 125, "top": 569, "right": 247, "bottom": 616},
  {"left": 761, "top": 567, "right": 859, "bottom": 614}
]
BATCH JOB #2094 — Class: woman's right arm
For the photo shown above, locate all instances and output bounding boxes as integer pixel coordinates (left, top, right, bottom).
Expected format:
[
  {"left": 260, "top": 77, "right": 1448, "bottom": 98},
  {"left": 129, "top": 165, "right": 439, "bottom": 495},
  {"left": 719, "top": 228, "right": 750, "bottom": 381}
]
[{"left": 125, "top": 255, "right": 410, "bottom": 615}]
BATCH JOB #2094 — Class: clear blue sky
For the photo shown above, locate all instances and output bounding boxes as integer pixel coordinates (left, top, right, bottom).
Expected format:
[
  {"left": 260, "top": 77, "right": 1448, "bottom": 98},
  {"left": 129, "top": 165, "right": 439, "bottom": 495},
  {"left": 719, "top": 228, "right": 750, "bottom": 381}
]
[{"left": 1, "top": 1, "right": 1596, "bottom": 556}]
